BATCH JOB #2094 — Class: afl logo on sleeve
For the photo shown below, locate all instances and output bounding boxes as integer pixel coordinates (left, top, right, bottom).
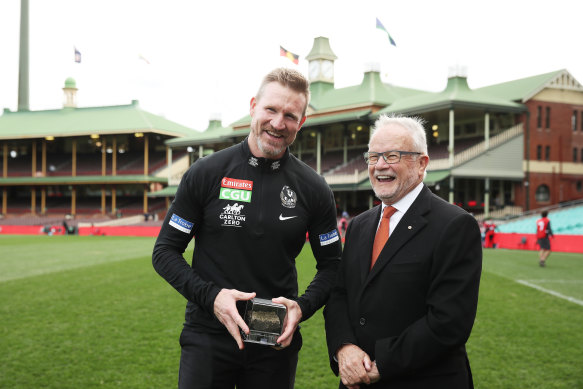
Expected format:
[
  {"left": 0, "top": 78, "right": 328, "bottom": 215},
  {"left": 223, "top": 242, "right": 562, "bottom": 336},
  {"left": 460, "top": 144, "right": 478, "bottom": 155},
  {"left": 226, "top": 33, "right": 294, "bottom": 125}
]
[
  {"left": 319, "top": 230, "right": 339, "bottom": 246},
  {"left": 169, "top": 214, "right": 194, "bottom": 234}
]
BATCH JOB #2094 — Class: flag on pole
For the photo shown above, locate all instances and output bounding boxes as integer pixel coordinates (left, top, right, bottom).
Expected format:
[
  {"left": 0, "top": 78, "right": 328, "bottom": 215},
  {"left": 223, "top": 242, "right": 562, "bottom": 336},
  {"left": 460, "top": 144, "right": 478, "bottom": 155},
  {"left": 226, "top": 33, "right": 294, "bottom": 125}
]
[
  {"left": 280, "top": 46, "right": 299, "bottom": 64},
  {"left": 74, "top": 47, "right": 82, "bottom": 63},
  {"left": 376, "top": 18, "right": 396, "bottom": 46}
]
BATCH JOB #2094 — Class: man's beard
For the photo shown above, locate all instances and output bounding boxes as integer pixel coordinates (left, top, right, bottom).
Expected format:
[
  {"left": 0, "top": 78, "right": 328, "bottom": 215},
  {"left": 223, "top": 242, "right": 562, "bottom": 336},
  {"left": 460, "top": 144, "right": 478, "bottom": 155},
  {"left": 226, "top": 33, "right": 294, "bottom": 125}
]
[
  {"left": 254, "top": 127, "right": 288, "bottom": 158},
  {"left": 256, "top": 136, "right": 284, "bottom": 157}
]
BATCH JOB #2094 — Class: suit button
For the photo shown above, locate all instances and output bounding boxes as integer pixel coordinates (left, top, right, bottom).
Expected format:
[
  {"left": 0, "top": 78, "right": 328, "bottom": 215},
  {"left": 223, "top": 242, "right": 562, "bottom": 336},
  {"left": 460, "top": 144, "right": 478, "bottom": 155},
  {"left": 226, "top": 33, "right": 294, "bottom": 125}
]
[{"left": 359, "top": 317, "right": 366, "bottom": 326}]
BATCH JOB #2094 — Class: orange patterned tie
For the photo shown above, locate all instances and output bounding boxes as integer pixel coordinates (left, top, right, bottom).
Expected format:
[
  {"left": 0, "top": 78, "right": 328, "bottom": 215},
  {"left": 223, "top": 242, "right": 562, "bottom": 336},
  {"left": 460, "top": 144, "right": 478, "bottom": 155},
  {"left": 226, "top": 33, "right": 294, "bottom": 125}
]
[{"left": 371, "top": 206, "right": 397, "bottom": 270}]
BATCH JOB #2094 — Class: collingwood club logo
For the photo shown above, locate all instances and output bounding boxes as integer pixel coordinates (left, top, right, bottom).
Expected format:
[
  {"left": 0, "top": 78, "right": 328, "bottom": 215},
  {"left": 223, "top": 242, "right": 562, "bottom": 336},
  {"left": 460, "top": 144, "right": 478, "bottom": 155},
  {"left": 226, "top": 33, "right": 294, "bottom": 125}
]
[{"left": 280, "top": 185, "right": 297, "bottom": 208}]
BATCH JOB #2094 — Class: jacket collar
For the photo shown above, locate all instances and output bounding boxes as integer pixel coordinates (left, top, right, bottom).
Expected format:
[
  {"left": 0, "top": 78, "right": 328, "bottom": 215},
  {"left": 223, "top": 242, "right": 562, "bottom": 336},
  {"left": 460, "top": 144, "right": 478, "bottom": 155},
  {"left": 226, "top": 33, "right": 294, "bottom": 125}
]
[
  {"left": 242, "top": 137, "right": 289, "bottom": 172},
  {"left": 360, "top": 185, "right": 433, "bottom": 284}
]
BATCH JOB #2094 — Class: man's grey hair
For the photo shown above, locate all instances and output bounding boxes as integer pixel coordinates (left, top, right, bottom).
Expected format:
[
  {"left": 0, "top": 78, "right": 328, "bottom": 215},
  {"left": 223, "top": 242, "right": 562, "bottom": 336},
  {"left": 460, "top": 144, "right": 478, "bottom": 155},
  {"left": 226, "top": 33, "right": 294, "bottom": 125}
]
[{"left": 369, "top": 114, "right": 428, "bottom": 156}]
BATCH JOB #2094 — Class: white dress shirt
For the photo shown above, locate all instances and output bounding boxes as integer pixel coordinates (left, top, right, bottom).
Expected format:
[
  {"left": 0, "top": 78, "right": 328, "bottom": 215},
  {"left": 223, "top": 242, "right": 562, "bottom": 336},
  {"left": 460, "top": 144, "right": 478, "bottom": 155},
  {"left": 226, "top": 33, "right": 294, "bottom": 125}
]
[{"left": 377, "top": 182, "right": 424, "bottom": 234}]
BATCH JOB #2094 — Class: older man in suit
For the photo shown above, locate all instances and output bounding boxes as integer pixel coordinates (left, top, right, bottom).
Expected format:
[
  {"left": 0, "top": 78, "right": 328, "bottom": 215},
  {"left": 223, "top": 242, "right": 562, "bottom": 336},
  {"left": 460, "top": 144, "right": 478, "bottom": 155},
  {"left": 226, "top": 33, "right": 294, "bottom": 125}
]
[{"left": 324, "top": 114, "right": 482, "bottom": 388}]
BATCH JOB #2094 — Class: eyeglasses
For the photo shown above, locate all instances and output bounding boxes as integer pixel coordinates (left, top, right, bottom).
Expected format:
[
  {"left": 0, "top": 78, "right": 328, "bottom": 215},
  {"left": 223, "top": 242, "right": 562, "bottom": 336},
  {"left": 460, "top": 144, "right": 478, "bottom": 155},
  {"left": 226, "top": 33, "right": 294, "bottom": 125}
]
[{"left": 363, "top": 150, "right": 422, "bottom": 165}]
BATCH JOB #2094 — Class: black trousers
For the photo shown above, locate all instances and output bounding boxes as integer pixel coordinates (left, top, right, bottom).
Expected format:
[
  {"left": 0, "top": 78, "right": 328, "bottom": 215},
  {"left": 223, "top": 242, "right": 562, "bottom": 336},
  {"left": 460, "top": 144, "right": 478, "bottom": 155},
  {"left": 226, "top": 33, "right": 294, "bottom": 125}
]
[{"left": 178, "top": 326, "right": 302, "bottom": 389}]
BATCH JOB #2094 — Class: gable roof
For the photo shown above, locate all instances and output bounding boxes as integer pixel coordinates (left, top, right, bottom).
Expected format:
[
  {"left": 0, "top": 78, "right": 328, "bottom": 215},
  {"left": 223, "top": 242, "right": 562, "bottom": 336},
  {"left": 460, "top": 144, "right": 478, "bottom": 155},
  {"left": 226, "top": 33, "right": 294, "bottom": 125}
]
[
  {"left": 475, "top": 69, "right": 583, "bottom": 102},
  {"left": 310, "top": 71, "right": 425, "bottom": 111},
  {"left": 0, "top": 100, "right": 197, "bottom": 140},
  {"left": 229, "top": 71, "right": 426, "bottom": 130},
  {"left": 377, "top": 75, "right": 525, "bottom": 116}
]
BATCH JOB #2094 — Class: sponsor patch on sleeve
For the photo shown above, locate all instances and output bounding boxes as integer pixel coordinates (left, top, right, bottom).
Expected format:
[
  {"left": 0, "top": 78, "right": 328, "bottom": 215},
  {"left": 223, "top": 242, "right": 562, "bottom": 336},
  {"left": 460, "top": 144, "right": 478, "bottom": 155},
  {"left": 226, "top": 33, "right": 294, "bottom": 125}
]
[
  {"left": 169, "top": 213, "right": 194, "bottom": 234},
  {"left": 319, "top": 230, "right": 339, "bottom": 246}
]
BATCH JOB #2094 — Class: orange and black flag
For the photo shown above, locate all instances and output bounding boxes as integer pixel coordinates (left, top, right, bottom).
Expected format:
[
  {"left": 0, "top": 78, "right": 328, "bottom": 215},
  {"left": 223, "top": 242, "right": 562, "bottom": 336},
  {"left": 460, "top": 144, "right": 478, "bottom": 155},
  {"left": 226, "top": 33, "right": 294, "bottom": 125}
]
[{"left": 280, "top": 46, "right": 299, "bottom": 64}]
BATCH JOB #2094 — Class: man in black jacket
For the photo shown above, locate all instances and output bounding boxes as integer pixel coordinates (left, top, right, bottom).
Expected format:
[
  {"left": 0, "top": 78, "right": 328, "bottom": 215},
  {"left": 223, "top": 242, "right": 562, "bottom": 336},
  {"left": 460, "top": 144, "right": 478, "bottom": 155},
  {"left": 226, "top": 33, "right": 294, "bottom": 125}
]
[
  {"left": 324, "top": 115, "right": 482, "bottom": 388},
  {"left": 153, "top": 68, "right": 341, "bottom": 389}
]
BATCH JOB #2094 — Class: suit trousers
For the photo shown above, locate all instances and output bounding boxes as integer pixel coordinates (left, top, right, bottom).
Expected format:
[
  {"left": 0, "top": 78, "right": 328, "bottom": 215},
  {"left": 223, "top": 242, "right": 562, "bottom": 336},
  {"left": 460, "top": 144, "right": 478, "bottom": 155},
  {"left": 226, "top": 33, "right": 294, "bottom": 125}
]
[{"left": 178, "top": 326, "right": 301, "bottom": 389}]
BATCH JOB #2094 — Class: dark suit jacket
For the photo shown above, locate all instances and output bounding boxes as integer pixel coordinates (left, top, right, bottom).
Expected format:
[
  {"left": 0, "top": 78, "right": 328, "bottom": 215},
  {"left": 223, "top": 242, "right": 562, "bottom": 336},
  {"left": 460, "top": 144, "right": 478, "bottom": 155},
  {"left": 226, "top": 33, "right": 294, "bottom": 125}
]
[{"left": 325, "top": 185, "right": 482, "bottom": 389}]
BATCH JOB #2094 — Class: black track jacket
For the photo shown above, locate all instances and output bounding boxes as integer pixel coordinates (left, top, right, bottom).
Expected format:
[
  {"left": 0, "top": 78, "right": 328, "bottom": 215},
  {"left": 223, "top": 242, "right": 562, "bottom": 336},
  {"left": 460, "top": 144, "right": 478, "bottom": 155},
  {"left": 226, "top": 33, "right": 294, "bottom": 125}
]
[{"left": 153, "top": 139, "right": 342, "bottom": 332}]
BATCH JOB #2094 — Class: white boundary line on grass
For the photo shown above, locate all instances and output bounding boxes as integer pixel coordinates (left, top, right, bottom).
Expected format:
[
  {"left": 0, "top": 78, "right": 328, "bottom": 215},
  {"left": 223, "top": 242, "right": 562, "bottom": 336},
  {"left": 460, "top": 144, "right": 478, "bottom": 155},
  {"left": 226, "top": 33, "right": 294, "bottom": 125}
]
[
  {"left": 521, "top": 279, "right": 583, "bottom": 284},
  {"left": 516, "top": 280, "right": 583, "bottom": 307}
]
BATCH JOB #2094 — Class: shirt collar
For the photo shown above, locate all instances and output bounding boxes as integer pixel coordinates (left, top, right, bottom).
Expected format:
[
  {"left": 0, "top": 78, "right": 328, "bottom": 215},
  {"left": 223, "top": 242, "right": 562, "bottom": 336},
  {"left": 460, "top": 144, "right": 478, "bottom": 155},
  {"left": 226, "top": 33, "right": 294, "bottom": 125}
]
[
  {"left": 242, "top": 137, "right": 289, "bottom": 171},
  {"left": 381, "top": 181, "right": 424, "bottom": 216}
]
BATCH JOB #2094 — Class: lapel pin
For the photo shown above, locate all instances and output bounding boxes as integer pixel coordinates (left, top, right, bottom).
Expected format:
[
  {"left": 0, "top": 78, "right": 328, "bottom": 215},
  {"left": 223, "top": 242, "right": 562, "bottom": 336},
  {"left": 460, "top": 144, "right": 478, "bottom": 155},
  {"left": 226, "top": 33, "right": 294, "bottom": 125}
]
[{"left": 408, "top": 225, "right": 412, "bottom": 230}]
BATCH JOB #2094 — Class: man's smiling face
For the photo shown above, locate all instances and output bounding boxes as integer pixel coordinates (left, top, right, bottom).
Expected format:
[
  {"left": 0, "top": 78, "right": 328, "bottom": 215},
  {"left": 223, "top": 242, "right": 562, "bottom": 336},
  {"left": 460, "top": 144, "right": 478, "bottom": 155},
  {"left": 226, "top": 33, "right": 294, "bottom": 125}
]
[
  {"left": 248, "top": 82, "right": 306, "bottom": 159},
  {"left": 368, "top": 124, "right": 427, "bottom": 205}
]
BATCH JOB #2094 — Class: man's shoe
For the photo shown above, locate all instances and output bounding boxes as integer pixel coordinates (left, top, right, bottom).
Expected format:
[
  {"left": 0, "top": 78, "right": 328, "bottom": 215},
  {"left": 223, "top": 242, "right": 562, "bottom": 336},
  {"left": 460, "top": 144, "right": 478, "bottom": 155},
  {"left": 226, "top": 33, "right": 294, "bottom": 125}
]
[{"left": 539, "top": 260, "right": 545, "bottom": 267}]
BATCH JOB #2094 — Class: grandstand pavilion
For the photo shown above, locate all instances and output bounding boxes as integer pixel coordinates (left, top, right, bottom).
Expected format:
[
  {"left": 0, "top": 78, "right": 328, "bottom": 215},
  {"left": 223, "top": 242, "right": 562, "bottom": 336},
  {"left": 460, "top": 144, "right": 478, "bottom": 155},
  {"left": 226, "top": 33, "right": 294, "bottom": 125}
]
[
  {"left": 154, "top": 37, "right": 583, "bottom": 219},
  {"left": 2, "top": 36, "right": 583, "bottom": 224},
  {"left": 0, "top": 78, "right": 195, "bottom": 220}
]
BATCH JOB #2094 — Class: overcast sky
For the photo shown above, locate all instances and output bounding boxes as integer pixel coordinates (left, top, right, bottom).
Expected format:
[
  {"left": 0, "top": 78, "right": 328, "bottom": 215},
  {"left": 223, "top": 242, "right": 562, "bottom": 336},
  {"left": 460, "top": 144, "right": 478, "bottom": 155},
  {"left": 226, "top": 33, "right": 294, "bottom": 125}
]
[{"left": 1, "top": 0, "right": 581, "bottom": 132}]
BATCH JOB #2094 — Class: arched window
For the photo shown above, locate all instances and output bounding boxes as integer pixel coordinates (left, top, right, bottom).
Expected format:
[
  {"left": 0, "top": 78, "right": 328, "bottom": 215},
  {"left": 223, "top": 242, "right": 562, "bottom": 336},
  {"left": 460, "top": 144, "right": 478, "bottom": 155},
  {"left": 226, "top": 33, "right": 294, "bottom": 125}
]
[{"left": 535, "top": 185, "right": 550, "bottom": 202}]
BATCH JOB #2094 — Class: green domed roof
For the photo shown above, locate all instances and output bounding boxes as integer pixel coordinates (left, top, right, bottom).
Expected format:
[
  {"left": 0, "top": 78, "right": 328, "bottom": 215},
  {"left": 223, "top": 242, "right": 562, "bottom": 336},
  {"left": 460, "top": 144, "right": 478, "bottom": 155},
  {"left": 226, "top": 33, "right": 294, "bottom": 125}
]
[{"left": 64, "top": 77, "right": 77, "bottom": 89}]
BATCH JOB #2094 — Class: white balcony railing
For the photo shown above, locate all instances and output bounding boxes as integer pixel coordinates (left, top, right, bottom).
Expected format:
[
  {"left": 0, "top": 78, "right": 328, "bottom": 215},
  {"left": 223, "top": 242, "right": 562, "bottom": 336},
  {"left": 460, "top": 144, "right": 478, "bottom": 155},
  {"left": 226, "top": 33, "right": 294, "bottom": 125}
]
[
  {"left": 428, "top": 123, "right": 523, "bottom": 171},
  {"left": 324, "top": 169, "right": 369, "bottom": 185}
]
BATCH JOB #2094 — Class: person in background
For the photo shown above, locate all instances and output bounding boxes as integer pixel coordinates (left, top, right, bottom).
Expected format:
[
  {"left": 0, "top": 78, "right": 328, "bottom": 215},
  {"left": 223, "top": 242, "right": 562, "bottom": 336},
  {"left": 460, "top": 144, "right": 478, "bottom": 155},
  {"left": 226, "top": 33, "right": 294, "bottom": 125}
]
[
  {"left": 153, "top": 68, "right": 341, "bottom": 389},
  {"left": 338, "top": 211, "right": 349, "bottom": 242},
  {"left": 483, "top": 219, "right": 497, "bottom": 248},
  {"left": 324, "top": 114, "right": 482, "bottom": 388},
  {"left": 536, "top": 210, "right": 554, "bottom": 267}
]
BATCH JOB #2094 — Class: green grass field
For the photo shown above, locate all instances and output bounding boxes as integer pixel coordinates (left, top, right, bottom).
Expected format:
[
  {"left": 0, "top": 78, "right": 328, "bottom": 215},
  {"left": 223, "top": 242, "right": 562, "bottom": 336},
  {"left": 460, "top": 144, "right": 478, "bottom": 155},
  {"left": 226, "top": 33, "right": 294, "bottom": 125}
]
[{"left": 1, "top": 235, "right": 582, "bottom": 388}]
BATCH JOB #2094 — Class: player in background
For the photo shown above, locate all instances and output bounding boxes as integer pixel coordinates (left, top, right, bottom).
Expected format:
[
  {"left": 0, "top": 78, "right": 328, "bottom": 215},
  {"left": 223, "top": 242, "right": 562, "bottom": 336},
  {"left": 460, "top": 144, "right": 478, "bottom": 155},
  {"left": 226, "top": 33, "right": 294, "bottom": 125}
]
[
  {"left": 536, "top": 210, "right": 554, "bottom": 267},
  {"left": 338, "top": 211, "right": 349, "bottom": 243},
  {"left": 483, "top": 219, "right": 497, "bottom": 248}
]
